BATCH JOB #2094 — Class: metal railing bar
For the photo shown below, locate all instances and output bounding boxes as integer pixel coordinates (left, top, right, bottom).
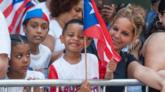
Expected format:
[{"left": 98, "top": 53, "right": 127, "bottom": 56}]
[{"left": 0, "top": 79, "right": 143, "bottom": 87}]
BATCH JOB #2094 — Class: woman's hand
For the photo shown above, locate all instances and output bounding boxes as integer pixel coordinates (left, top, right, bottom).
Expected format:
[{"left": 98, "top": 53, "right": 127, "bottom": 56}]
[
  {"left": 107, "top": 59, "right": 118, "bottom": 72},
  {"left": 105, "top": 58, "right": 117, "bottom": 79}
]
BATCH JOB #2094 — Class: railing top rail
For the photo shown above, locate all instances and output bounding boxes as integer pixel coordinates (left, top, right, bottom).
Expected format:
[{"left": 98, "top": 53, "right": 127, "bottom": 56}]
[{"left": 0, "top": 79, "right": 143, "bottom": 87}]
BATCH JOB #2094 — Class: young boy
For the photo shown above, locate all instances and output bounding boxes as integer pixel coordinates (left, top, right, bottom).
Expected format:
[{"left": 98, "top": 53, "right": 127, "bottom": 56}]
[{"left": 49, "top": 19, "right": 100, "bottom": 92}]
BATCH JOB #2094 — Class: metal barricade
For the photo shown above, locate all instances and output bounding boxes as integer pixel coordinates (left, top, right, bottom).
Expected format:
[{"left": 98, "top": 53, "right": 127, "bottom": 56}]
[{"left": 0, "top": 79, "right": 146, "bottom": 92}]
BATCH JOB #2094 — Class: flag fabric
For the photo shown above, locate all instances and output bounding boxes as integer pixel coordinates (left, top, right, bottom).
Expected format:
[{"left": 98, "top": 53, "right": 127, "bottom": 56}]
[
  {"left": 0, "top": 0, "right": 35, "bottom": 34},
  {"left": 83, "top": 0, "right": 121, "bottom": 62}
]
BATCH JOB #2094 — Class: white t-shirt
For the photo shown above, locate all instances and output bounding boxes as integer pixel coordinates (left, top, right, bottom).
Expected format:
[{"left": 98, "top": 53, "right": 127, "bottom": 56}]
[
  {"left": 0, "top": 70, "right": 45, "bottom": 92},
  {"left": 29, "top": 44, "right": 51, "bottom": 77},
  {"left": 0, "top": 11, "right": 11, "bottom": 58},
  {"left": 49, "top": 53, "right": 100, "bottom": 92},
  {"left": 48, "top": 19, "right": 65, "bottom": 52}
]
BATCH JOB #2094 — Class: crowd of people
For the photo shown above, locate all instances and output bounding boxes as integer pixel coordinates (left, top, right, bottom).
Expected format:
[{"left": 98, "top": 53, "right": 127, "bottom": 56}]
[{"left": 1, "top": 0, "right": 165, "bottom": 92}]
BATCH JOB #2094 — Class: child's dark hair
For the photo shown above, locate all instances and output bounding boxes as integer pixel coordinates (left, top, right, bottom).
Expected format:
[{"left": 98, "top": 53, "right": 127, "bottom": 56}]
[
  {"left": 62, "top": 19, "right": 83, "bottom": 34},
  {"left": 10, "top": 34, "right": 29, "bottom": 46},
  {"left": 23, "top": 19, "right": 29, "bottom": 26}
]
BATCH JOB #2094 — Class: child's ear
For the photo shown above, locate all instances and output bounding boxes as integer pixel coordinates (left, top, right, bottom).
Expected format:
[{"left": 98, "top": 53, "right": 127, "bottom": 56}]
[{"left": 60, "top": 35, "right": 64, "bottom": 43}]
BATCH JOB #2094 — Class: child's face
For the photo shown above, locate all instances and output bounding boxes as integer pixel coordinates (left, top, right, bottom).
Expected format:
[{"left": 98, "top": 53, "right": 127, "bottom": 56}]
[
  {"left": 61, "top": 23, "right": 84, "bottom": 53},
  {"left": 24, "top": 18, "right": 49, "bottom": 45},
  {"left": 10, "top": 43, "right": 30, "bottom": 75},
  {"left": 109, "top": 17, "right": 134, "bottom": 51}
]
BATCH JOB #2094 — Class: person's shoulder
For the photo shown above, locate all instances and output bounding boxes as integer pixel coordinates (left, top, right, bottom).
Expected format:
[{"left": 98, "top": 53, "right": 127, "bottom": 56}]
[
  {"left": 143, "top": 32, "right": 165, "bottom": 49},
  {"left": 83, "top": 53, "right": 99, "bottom": 63},
  {"left": 51, "top": 55, "right": 64, "bottom": 66},
  {"left": 147, "top": 32, "right": 165, "bottom": 42},
  {"left": 49, "top": 19, "right": 62, "bottom": 36},
  {"left": 86, "top": 53, "right": 97, "bottom": 57},
  {"left": 86, "top": 53, "right": 98, "bottom": 60},
  {"left": 143, "top": 32, "right": 164, "bottom": 45},
  {"left": 120, "top": 51, "right": 138, "bottom": 64},
  {"left": 49, "top": 19, "right": 61, "bottom": 29}
]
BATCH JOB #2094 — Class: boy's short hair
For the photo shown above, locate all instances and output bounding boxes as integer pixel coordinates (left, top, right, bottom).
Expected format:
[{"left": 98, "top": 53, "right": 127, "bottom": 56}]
[{"left": 62, "top": 19, "right": 83, "bottom": 34}]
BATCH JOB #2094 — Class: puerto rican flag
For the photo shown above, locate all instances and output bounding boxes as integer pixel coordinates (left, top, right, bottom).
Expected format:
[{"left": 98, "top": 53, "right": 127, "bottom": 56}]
[
  {"left": 83, "top": 0, "right": 121, "bottom": 62},
  {"left": 0, "top": 0, "right": 35, "bottom": 34}
]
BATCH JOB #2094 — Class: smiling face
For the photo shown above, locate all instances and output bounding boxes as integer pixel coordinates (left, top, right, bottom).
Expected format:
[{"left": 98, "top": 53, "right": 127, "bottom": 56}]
[
  {"left": 60, "top": 23, "right": 84, "bottom": 54},
  {"left": 110, "top": 17, "right": 134, "bottom": 52},
  {"left": 10, "top": 43, "right": 30, "bottom": 76},
  {"left": 24, "top": 18, "right": 49, "bottom": 45}
]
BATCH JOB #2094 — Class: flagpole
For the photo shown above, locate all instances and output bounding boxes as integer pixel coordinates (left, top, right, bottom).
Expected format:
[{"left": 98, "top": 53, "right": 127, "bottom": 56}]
[{"left": 84, "top": 36, "right": 88, "bottom": 80}]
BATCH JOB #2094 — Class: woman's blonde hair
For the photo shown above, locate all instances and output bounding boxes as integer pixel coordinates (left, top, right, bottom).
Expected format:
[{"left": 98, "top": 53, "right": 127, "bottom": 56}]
[{"left": 111, "top": 4, "right": 146, "bottom": 38}]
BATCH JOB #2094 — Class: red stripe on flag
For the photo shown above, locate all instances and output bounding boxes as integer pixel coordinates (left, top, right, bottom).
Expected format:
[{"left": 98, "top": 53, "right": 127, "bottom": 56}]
[
  {"left": 105, "top": 47, "right": 113, "bottom": 61},
  {"left": 98, "top": 33, "right": 113, "bottom": 62},
  {"left": 91, "top": 0, "right": 114, "bottom": 51},
  {"left": 91, "top": 0, "right": 121, "bottom": 62},
  {"left": 3, "top": 4, "right": 13, "bottom": 17},
  {"left": 16, "top": 4, "right": 34, "bottom": 34},
  {"left": 97, "top": 39, "right": 104, "bottom": 61},
  {"left": 97, "top": 34, "right": 107, "bottom": 61},
  {"left": 8, "top": 0, "right": 30, "bottom": 33},
  {"left": 0, "top": 0, "right": 2, "bottom": 4},
  {"left": 15, "top": 14, "right": 23, "bottom": 34},
  {"left": 83, "top": 25, "right": 101, "bottom": 38}
]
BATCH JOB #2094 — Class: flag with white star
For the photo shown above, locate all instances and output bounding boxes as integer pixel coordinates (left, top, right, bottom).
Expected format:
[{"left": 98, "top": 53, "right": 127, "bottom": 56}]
[{"left": 83, "top": 0, "right": 121, "bottom": 63}]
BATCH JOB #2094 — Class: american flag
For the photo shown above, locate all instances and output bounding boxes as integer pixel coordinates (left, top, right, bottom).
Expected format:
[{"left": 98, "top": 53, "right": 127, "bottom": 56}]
[
  {"left": 83, "top": 0, "right": 121, "bottom": 62},
  {"left": 0, "top": 0, "right": 35, "bottom": 34}
]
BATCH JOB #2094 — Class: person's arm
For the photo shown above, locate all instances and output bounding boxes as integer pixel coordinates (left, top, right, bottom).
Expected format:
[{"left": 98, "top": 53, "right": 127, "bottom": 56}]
[
  {"left": 0, "top": 11, "right": 10, "bottom": 79},
  {"left": 142, "top": 33, "right": 165, "bottom": 77},
  {"left": 0, "top": 54, "right": 9, "bottom": 79},
  {"left": 158, "top": 70, "right": 165, "bottom": 78},
  {"left": 127, "top": 61, "right": 164, "bottom": 90}
]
